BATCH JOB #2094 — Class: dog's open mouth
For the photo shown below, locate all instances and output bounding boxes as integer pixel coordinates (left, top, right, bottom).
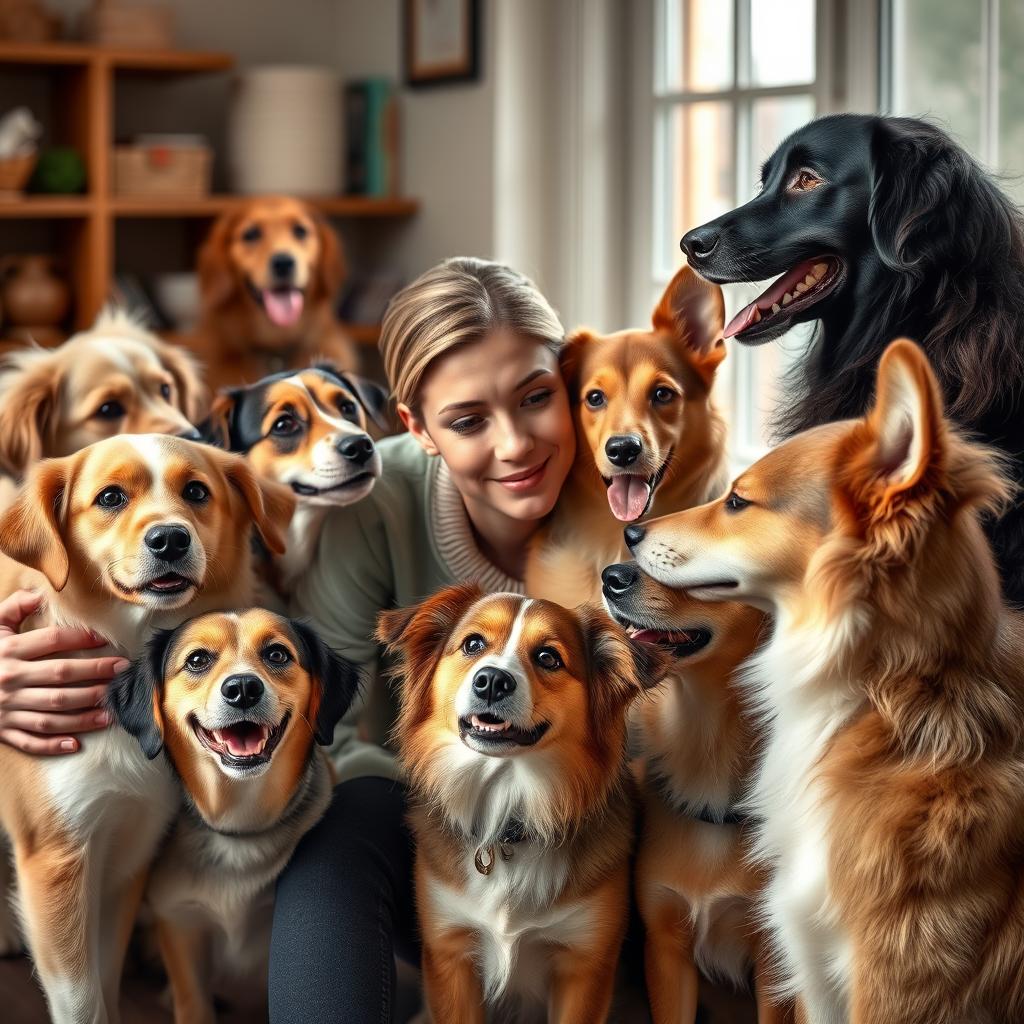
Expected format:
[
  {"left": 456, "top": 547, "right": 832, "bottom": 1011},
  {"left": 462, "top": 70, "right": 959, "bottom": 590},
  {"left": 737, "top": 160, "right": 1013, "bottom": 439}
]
[
  {"left": 192, "top": 712, "right": 290, "bottom": 768},
  {"left": 609, "top": 609, "right": 713, "bottom": 659},
  {"left": 291, "top": 471, "right": 376, "bottom": 498},
  {"left": 145, "top": 572, "right": 193, "bottom": 595},
  {"left": 724, "top": 257, "right": 844, "bottom": 343},
  {"left": 250, "top": 282, "right": 306, "bottom": 328},
  {"left": 459, "top": 713, "right": 550, "bottom": 749},
  {"left": 602, "top": 451, "right": 673, "bottom": 523}
]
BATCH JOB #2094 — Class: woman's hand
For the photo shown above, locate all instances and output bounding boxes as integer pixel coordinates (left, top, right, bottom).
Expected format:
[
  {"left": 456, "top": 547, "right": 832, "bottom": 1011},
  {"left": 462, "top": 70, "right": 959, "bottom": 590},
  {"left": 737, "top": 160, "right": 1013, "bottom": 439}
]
[{"left": 0, "top": 590, "right": 131, "bottom": 755}]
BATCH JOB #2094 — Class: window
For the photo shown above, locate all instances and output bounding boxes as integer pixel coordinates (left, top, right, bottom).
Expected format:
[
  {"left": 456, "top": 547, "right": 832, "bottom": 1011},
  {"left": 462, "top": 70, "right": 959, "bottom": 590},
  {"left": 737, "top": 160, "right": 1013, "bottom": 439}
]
[{"left": 648, "top": 0, "right": 820, "bottom": 467}]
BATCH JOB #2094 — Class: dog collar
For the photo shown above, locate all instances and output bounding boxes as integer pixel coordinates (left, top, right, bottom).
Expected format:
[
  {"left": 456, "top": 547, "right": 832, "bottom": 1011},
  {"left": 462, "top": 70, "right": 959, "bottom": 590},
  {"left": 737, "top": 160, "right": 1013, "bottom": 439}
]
[
  {"left": 473, "top": 817, "right": 528, "bottom": 876},
  {"left": 651, "top": 770, "right": 751, "bottom": 828}
]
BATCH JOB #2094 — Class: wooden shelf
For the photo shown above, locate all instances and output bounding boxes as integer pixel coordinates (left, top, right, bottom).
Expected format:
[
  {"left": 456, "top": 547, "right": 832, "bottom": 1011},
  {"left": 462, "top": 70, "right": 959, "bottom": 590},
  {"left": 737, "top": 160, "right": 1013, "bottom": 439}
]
[
  {"left": 111, "top": 195, "right": 420, "bottom": 218},
  {"left": 346, "top": 323, "right": 382, "bottom": 345},
  {"left": 0, "top": 196, "right": 91, "bottom": 218},
  {"left": 0, "top": 41, "right": 232, "bottom": 73}
]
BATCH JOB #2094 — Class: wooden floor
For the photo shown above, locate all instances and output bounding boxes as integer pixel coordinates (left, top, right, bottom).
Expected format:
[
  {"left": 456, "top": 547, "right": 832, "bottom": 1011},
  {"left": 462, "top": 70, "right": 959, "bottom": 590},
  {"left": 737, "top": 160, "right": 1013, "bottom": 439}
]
[{"left": 0, "top": 954, "right": 757, "bottom": 1023}]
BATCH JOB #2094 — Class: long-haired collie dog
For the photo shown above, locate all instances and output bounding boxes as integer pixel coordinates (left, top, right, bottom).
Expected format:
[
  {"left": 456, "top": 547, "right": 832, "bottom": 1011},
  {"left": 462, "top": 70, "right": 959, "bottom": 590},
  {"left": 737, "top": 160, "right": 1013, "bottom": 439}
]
[
  {"left": 111, "top": 609, "right": 359, "bottom": 1023},
  {"left": 526, "top": 265, "right": 728, "bottom": 607},
  {"left": 600, "top": 567, "right": 788, "bottom": 1023},
  {"left": 0, "top": 435, "right": 293, "bottom": 1022},
  {"left": 377, "top": 584, "right": 669, "bottom": 1023},
  {"left": 625, "top": 339, "right": 1024, "bottom": 1023},
  {"left": 201, "top": 363, "right": 388, "bottom": 592},
  {"left": 681, "top": 114, "right": 1024, "bottom": 603},
  {"left": 0, "top": 308, "right": 205, "bottom": 480},
  {"left": 187, "top": 196, "right": 355, "bottom": 392}
]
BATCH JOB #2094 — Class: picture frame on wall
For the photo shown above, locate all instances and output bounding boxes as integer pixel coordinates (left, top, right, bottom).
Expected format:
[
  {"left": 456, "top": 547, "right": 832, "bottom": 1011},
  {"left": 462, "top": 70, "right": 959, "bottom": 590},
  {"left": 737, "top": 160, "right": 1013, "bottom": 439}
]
[{"left": 404, "top": 0, "right": 480, "bottom": 87}]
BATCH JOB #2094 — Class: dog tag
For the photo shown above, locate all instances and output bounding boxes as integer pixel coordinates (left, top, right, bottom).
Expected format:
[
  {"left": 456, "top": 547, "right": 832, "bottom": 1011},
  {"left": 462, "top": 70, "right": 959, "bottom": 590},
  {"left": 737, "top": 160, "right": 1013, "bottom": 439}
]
[
  {"left": 499, "top": 843, "right": 514, "bottom": 861},
  {"left": 475, "top": 845, "right": 496, "bottom": 875}
]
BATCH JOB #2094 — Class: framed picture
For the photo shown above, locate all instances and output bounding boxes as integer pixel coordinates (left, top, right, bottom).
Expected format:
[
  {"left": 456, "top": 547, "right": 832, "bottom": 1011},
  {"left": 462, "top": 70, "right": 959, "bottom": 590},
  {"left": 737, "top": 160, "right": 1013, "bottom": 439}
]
[{"left": 404, "top": 0, "right": 480, "bottom": 87}]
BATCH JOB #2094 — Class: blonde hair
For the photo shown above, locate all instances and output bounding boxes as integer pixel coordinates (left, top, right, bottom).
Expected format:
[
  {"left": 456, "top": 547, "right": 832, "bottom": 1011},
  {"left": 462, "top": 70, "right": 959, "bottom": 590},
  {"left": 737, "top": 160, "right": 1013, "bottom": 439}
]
[{"left": 380, "top": 257, "right": 564, "bottom": 408}]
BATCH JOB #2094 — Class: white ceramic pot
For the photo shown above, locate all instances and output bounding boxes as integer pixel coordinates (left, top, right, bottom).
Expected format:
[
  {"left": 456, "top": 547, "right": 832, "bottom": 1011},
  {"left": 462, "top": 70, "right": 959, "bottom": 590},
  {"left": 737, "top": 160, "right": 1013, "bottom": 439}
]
[{"left": 228, "top": 66, "right": 342, "bottom": 196}]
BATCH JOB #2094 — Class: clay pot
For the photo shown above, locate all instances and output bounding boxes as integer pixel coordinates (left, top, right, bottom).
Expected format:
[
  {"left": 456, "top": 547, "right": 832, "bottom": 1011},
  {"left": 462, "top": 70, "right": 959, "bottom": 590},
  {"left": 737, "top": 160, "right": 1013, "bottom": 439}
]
[{"left": 0, "top": 254, "right": 71, "bottom": 331}]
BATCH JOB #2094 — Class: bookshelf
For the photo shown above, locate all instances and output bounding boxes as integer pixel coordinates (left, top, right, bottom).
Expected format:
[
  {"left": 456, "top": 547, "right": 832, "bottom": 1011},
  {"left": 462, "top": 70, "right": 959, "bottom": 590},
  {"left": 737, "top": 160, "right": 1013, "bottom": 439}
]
[{"left": 0, "top": 41, "right": 419, "bottom": 335}]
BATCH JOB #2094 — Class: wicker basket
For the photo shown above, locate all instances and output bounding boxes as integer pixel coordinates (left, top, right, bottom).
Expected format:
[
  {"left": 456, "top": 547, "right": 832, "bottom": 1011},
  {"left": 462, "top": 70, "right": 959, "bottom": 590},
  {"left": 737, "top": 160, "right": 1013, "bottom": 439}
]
[
  {"left": 113, "top": 143, "right": 211, "bottom": 198},
  {"left": 0, "top": 152, "right": 38, "bottom": 200}
]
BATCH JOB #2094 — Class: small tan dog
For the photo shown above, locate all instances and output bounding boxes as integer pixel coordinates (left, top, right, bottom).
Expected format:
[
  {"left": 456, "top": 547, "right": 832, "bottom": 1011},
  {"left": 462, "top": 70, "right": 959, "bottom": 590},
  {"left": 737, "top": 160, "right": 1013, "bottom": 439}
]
[
  {"left": 187, "top": 197, "right": 355, "bottom": 391},
  {"left": 0, "top": 434, "right": 293, "bottom": 1023}
]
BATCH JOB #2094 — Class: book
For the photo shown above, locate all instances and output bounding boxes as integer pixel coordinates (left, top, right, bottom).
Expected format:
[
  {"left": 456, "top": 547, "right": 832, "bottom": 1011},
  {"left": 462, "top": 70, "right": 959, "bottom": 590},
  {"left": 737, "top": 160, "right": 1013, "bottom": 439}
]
[{"left": 345, "top": 78, "right": 398, "bottom": 196}]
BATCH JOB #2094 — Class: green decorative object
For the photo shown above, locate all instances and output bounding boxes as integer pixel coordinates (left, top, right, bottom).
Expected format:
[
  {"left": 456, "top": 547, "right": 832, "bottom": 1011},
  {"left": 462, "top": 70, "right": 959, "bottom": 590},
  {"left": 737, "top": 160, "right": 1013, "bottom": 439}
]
[{"left": 28, "top": 147, "right": 87, "bottom": 195}]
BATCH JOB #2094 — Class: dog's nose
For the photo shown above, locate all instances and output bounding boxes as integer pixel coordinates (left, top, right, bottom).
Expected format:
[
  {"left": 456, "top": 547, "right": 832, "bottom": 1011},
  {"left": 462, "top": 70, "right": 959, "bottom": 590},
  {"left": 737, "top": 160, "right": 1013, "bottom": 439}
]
[
  {"left": 270, "top": 251, "right": 296, "bottom": 281},
  {"left": 220, "top": 673, "right": 264, "bottom": 710},
  {"left": 624, "top": 524, "right": 645, "bottom": 549},
  {"left": 602, "top": 562, "right": 639, "bottom": 596},
  {"left": 337, "top": 435, "right": 375, "bottom": 465},
  {"left": 606, "top": 434, "right": 642, "bottom": 468},
  {"left": 472, "top": 666, "right": 517, "bottom": 704},
  {"left": 680, "top": 225, "right": 720, "bottom": 261},
  {"left": 176, "top": 427, "right": 202, "bottom": 441},
  {"left": 144, "top": 525, "right": 191, "bottom": 562}
]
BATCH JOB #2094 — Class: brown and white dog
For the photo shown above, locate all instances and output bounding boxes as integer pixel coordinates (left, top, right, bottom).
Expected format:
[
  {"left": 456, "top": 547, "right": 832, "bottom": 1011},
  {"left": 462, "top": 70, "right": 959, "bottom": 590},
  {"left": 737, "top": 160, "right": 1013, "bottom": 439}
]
[
  {"left": 526, "top": 265, "right": 728, "bottom": 607},
  {"left": 0, "top": 308, "right": 206, "bottom": 481},
  {"left": 0, "top": 434, "right": 293, "bottom": 1023},
  {"left": 202, "top": 364, "right": 388, "bottom": 592},
  {"left": 625, "top": 339, "right": 1024, "bottom": 1023},
  {"left": 378, "top": 584, "right": 669, "bottom": 1023},
  {"left": 110, "top": 609, "right": 359, "bottom": 1024},
  {"left": 186, "top": 197, "right": 355, "bottom": 392},
  {"left": 600, "top": 565, "right": 790, "bottom": 1023}
]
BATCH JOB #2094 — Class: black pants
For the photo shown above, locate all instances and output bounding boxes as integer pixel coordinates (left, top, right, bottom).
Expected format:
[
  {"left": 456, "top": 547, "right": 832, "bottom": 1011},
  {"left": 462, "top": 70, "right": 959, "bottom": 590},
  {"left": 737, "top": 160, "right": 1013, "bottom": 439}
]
[{"left": 269, "top": 775, "right": 419, "bottom": 1024}]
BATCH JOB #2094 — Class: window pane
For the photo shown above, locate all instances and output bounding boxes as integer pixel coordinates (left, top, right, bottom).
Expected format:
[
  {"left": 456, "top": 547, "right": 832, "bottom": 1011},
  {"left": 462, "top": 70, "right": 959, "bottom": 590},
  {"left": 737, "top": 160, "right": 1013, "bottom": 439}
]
[
  {"left": 750, "top": 0, "right": 815, "bottom": 86},
  {"left": 750, "top": 94, "right": 816, "bottom": 195},
  {"left": 890, "top": 0, "right": 983, "bottom": 155},
  {"left": 656, "top": 100, "right": 734, "bottom": 277},
  {"left": 658, "top": 0, "right": 734, "bottom": 94},
  {"left": 1001, "top": 0, "right": 1024, "bottom": 202}
]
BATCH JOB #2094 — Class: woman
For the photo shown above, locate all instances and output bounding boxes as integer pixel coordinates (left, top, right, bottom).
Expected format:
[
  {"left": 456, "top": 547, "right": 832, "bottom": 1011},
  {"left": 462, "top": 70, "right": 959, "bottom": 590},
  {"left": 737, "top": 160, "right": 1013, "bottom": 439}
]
[{"left": 270, "top": 257, "right": 576, "bottom": 1021}]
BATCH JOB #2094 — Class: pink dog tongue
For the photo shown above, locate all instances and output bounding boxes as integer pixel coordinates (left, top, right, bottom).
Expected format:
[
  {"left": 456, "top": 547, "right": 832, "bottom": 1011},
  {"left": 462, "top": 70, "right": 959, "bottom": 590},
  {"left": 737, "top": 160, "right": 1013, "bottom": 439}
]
[
  {"left": 607, "top": 475, "right": 651, "bottom": 522},
  {"left": 263, "top": 288, "right": 304, "bottom": 327},
  {"left": 220, "top": 723, "right": 266, "bottom": 757}
]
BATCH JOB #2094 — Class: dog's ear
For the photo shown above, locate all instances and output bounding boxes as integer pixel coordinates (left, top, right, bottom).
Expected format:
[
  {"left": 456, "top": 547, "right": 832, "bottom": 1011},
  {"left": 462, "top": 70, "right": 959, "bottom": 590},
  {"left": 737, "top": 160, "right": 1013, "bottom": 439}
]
[
  {"left": 108, "top": 628, "right": 173, "bottom": 760},
  {"left": 198, "top": 209, "right": 242, "bottom": 312},
  {"left": 652, "top": 265, "right": 726, "bottom": 389},
  {"left": 312, "top": 213, "right": 346, "bottom": 301},
  {"left": 0, "top": 350, "right": 59, "bottom": 478},
  {"left": 289, "top": 619, "right": 361, "bottom": 745},
  {"left": 0, "top": 456, "right": 71, "bottom": 590},
  {"left": 339, "top": 372, "right": 390, "bottom": 432},
  {"left": 558, "top": 329, "right": 594, "bottom": 401},
  {"left": 199, "top": 389, "right": 242, "bottom": 449},
  {"left": 152, "top": 337, "right": 208, "bottom": 425},
  {"left": 213, "top": 449, "right": 296, "bottom": 555}
]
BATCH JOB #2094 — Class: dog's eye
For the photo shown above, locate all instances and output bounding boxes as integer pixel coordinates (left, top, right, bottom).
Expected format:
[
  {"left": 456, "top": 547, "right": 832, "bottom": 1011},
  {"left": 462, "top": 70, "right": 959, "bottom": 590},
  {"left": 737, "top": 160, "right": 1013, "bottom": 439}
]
[
  {"left": 95, "top": 400, "right": 125, "bottom": 420},
  {"left": 263, "top": 644, "right": 292, "bottom": 667},
  {"left": 183, "top": 481, "right": 210, "bottom": 504},
  {"left": 462, "top": 634, "right": 486, "bottom": 656},
  {"left": 535, "top": 647, "right": 563, "bottom": 671},
  {"left": 790, "top": 169, "right": 823, "bottom": 192},
  {"left": 272, "top": 414, "right": 301, "bottom": 436},
  {"left": 652, "top": 385, "right": 677, "bottom": 405},
  {"left": 185, "top": 649, "right": 212, "bottom": 672},
  {"left": 160, "top": 383, "right": 172, "bottom": 400},
  {"left": 338, "top": 399, "right": 358, "bottom": 420},
  {"left": 95, "top": 486, "right": 127, "bottom": 509},
  {"left": 585, "top": 389, "right": 606, "bottom": 409},
  {"left": 724, "top": 491, "right": 751, "bottom": 512},
  {"left": 292, "top": 223, "right": 309, "bottom": 241},
  {"left": 241, "top": 224, "right": 262, "bottom": 244}
]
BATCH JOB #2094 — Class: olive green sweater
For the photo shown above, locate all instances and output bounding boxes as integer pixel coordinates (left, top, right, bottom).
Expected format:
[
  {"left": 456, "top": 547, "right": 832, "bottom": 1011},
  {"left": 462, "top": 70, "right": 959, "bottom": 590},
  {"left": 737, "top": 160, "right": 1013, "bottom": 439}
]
[{"left": 291, "top": 432, "right": 523, "bottom": 781}]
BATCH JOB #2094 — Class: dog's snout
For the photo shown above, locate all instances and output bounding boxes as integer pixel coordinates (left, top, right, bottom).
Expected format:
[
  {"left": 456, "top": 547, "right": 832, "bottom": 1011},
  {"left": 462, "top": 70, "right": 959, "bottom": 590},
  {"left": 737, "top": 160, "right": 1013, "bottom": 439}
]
[
  {"left": 220, "top": 674, "right": 265, "bottom": 711},
  {"left": 472, "top": 666, "right": 516, "bottom": 704},
  {"left": 681, "top": 224, "right": 720, "bottom": 261},
  {"left": 606, "top": 434, "right": 642, "bottom": 468},
  {"left": 270, "top": 251, "right": 296, "bottom": 281},
  {"left": 601, "top": 562, "right": 639, "bottom": 597},
  {"left": 145, "top": 524, "right": 192, "bottom": 562},
  {"left": 337, "top": 435, "right": 375, "bottom": 465},
  {"left": 176, "top": 427, "right": 202, "bottom": 441},
  {"left": 624, "top": 524, "right": 645, "bottom": 549}
]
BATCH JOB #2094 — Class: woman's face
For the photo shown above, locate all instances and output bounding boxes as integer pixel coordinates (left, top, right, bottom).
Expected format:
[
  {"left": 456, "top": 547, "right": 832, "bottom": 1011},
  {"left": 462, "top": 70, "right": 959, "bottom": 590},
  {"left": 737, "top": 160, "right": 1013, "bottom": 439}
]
[{"left": 401, "top": 329, "right": 575, "bottom": 522}]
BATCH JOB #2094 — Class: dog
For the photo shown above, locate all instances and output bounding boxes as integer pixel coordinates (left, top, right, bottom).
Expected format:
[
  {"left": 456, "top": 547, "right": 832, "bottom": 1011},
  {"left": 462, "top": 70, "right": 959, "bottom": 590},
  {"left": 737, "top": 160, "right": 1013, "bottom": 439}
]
[
  {"left": 0, "top": 308, "right": 205, "bottom": 481},
  {"left": 624, "top": 339, "right": 1024, "bottom": 1023},
  {"left": 679, "top": 113, "right": 1024, "bottom": 604},
  {"left": 377, "top": 584, "right": 669, "bottom": 1022},
  {"left": 186, "top": 196, "right": 356, "bottom": 392},
  {"left": 526, "top": 265, "right": 728, "bottom": 607},
  {"left": 201, "top": 364, "right": 388, "bottom": 593},
  {"left": 0, "top": 434, "right": 294, "bottom": 1022},
  {"left": 600, "top": 566, "right": 789, "bottom": 1023},
  {"left": 110, "top": 608, "right": 359, "bottom": 1023}
]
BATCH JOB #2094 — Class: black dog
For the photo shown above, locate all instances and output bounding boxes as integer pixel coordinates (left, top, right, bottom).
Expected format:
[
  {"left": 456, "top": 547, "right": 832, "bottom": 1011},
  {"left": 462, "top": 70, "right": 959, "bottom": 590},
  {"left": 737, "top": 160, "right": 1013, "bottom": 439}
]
[{"left": 681, "top": 113, "right": 1024, "bottom": 604}]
